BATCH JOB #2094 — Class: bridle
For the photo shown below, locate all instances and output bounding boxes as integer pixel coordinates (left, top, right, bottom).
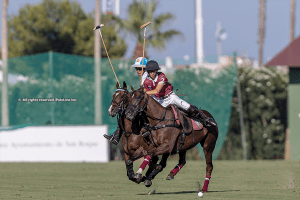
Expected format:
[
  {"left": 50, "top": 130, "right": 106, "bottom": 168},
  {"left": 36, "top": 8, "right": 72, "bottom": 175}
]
[
  {"left": 111, "top": 89, "right": 130, "bottom": 113},
  {"left": 126, "top": 89, "right": 149, "bottom": 116}
]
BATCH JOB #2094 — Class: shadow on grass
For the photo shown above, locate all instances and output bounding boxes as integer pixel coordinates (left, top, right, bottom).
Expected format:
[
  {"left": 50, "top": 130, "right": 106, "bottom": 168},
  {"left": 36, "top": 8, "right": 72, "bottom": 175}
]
[{"left": 137, "top": 190, "right": 240, "bottom": 195}]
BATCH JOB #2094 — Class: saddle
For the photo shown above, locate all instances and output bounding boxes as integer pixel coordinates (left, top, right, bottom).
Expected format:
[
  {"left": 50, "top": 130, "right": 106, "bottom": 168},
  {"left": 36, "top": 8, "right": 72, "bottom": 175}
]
[
  {"left": 170, "top": 105, "right": 203, "bottom": 153},
  {"left": 170, "top": 105, "right": 203, "bottom": 132}
]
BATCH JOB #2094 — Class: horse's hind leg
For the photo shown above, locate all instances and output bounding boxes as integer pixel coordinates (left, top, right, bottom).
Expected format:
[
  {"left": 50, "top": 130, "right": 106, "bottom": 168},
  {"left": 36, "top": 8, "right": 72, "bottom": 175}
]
[
  {"left": 200, "top": 134, "right": 216, "bottom": 193},
  {"left": 166, "top": 151, "right": 186, "bottom": 180}
]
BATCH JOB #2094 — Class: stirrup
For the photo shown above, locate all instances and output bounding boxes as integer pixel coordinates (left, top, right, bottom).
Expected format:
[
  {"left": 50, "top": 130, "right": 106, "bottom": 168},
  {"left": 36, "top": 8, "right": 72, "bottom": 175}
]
[
  {"left": 103, "top": 134, "right": 113, "bottom": 140},
  {"left": 103, "top": 134, "right": 119, "bottom": 145},
  {"left": 205, "top": 118, "right": 217, "bottom": 127},
  {"left": 110, "top": 138, "right": 119, "bottom": 145}
]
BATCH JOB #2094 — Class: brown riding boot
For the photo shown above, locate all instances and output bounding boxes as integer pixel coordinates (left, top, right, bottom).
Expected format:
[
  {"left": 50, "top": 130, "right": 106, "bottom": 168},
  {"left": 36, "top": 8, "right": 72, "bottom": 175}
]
[
  {"left": 103, "top": 125, "right": 121, "bottom": 145},
  {"left": 186, "top": 105, "right": 217, "bottom": 126}
]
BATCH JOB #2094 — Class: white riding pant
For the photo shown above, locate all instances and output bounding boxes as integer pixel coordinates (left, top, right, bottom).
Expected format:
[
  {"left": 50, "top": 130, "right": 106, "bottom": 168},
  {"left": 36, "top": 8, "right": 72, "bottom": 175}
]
[{"left": 152, "top": 93, "right": 190, "bottom": 110}]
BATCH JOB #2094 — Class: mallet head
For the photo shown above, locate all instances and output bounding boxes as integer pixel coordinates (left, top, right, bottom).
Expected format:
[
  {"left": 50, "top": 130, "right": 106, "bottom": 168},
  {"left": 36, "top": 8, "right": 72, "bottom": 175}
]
[
  {"left": 140, "top": 21, "right": 151, "bottom": 29},
  {"left": 93, "top": 24, "right": 104, "bottom": 31}
]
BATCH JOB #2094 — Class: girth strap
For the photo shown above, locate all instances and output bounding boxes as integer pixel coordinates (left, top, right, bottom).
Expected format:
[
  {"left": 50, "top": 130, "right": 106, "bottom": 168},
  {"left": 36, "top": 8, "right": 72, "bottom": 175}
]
[
  {"left": 142, "top": 123, "right": 181, "bottom": 148},
  {"left": 176, "top": 131, "right": 186, "bottom": 153},
  {"left": 151, "top": 123, "right": 181, "bottom": 130}
]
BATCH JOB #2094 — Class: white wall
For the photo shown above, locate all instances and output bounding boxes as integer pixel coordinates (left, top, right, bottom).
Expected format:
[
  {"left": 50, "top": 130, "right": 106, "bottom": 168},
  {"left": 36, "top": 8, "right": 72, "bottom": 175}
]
[{"left": 0, "top": 126, "right": 109, "bottom": 162}]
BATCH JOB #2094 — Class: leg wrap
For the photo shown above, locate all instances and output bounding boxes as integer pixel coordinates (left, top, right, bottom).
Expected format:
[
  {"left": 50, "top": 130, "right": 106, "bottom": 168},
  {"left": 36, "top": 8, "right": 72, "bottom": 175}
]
[
  {"left": 126, "top": 162, "right": 134, "bottom": 180},
  {"left": 202, "top": 175, "right": 211, "bottom": 192},
  {"left": 171, "top": 164, "right": 183, "bottom": 176},
  {"left": 139, "top": 156, "right": 151, "bottom": 170}
]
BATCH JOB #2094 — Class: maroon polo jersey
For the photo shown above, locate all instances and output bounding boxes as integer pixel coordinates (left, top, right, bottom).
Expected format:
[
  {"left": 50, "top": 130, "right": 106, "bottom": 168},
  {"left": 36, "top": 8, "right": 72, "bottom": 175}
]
[{"left": 144, "top": 72, "right": 173, "bottom": 98}]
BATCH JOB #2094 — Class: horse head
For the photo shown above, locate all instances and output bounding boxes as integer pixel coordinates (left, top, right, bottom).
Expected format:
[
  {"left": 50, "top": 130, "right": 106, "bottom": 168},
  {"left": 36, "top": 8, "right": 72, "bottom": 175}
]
[
  {"left": 108, "top": 81, "right": 130, "bottom": 117},
  {"left": 125, "top": 86, "right": 148, "bottom": 120}
]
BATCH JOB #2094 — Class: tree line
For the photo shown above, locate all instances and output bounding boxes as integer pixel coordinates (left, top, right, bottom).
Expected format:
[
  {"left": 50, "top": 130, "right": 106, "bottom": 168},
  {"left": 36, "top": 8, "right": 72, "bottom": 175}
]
[{"left": 7, "top": 0, "right": 181, "bottom": 62}]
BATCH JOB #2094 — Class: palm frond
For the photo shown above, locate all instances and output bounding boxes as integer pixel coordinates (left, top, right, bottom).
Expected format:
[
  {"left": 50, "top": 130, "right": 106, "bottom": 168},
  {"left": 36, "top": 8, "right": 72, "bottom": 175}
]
[
  {"left": 113, "top": 0, "right": 182, "bottom": 55},
  {"left": 153, "top": 13, "right": 174, "bottom": 30},
  {"left": 146, "top": 1, "right": 156, "bottom": 22}
]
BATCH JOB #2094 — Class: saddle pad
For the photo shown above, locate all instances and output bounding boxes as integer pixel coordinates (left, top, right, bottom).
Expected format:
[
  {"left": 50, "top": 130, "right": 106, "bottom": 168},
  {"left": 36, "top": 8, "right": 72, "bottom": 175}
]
[
  {"left": 171, "top": 105, "right": 203, "bottom": 131},
  {"left": 191, "top": 119, "right": 204, "bottom": 131}
]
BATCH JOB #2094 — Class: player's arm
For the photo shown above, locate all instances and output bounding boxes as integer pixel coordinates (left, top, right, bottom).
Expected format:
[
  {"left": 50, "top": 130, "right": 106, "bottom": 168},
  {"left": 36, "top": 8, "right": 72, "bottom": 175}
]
[{"left": 146, "top": 83, "right": 164, "bottom": 95}]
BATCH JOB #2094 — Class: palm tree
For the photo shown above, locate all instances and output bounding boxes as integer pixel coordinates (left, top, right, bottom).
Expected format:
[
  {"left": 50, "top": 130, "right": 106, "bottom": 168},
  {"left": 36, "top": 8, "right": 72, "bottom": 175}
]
[
  {"left": 115, "top": 0, "right": 182, "bottom": 59},
  {"left": 258, "top": 0, "right": 266, "bottom": 67},
  {"left": 290, "top": 0, "right": 295, "bottom": 43}
]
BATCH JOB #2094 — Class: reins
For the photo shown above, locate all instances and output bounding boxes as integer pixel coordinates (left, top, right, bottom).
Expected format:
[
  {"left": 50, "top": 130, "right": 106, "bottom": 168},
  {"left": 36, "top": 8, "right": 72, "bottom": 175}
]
[{"left": 128, "top": 89, "right": 181, "bottom": 135}]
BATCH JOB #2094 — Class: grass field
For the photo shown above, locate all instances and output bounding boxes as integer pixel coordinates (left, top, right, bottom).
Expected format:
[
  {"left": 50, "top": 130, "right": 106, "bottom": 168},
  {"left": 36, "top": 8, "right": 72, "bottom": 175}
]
[{"left": 0, "top": 160, "right": 299, "bottom": 199}]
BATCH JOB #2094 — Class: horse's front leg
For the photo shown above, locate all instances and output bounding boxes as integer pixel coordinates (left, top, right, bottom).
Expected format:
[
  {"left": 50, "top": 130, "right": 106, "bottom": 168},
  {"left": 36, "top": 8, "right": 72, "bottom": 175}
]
[
  {"left": 143, "top": 153, "right": 170, "bottom": 187},
  {"left": 134, "top": 155, "right": 159, "bottom": 184},
  {"left": 143, "top": 143, "right": 171, "bottom": 187},
  {"left": 124, "top": 147, "right": 145, "bottom": 183},
  {"left": 124, "top": 153, "right": 135, "bottom": 182}
]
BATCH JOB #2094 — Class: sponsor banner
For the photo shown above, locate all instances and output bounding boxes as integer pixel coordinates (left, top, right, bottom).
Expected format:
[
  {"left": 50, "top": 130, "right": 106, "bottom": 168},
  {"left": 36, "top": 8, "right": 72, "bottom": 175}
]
[{"left": 0, "top": 126, "right": 109, "bottom": 162}]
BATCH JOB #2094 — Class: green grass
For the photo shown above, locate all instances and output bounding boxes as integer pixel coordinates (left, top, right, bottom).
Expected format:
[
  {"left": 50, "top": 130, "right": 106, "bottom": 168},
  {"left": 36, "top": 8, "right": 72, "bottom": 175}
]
[{"left": 0, "top": 160, "right": 299, "bottom": 199}]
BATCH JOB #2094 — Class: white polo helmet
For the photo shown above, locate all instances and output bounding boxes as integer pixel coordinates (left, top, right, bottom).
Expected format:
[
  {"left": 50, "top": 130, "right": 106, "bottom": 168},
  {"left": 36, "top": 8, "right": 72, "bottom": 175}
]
[{"left": 131, "top": 57, "right": 148, "bottom": 68}]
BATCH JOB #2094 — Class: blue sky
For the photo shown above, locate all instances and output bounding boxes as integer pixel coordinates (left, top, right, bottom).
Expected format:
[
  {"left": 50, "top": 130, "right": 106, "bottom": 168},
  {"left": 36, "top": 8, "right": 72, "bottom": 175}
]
[{"left": 0, "top": 0, "right": 299, "bottom": 64}]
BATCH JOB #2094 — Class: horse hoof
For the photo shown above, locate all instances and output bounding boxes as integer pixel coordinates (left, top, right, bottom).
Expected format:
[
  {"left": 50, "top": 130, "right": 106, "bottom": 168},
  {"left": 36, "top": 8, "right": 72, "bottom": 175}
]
[
  {"left": 166, "top": 174, "right": 174, "bottom": 180},
  {"left": 144, "top": 180, "right": 152, "bottom": 187},
  {"left": 200, "top": 189, "right": 207, "bottom": 193},
  {"left": 166, "top": 172, "right": 175, "bottom": 180},
  {"left": 134, "top": 173, "right": 142, "bottom": 184}
]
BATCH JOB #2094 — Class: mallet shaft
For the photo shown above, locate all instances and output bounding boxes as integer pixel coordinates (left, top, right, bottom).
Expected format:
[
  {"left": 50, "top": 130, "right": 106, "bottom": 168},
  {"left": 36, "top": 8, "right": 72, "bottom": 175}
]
[
  {"left": 140, "top": 21, "right": 151, "bottom": 85},
  {"left": 100, "top": 35, "right": 120, "bottom": 87},
  {"left": 140, "top": 35, "right": 146, "bottom": 85},
  {"left": 94, "top": 24, "right": 120, "bottom": 87}
]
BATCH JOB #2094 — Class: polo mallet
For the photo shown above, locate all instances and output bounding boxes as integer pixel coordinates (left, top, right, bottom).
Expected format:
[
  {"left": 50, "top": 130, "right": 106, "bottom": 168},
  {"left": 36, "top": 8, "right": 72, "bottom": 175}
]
[
  {"left": 140, "top": 21, "right": 151, "bottom": 85},
  {"left": 93, "top": 24, "right": 120, "bottom": 87}
]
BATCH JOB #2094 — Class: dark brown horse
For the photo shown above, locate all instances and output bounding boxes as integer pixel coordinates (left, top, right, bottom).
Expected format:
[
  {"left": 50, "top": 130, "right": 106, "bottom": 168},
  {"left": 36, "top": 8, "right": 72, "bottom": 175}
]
[
  {"left": 124, "top": 86, "right": 218, "bottom": 194},
  {"left": 108, "top": 82, "right": 157, "bottom": 182},
  {"left": 109, "top": 82, "right": 185, "bottom": 184}
]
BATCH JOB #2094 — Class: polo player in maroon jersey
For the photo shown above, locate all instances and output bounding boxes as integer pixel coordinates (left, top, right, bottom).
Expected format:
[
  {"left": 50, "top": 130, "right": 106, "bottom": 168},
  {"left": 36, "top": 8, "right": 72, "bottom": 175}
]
[{"left": 143, "top": 60, "right": 217, "bottom": 126}]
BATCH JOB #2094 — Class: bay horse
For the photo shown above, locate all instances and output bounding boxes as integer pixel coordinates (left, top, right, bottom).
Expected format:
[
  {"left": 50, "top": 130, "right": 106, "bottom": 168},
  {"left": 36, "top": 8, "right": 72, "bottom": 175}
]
[
  {"left": 124, "top": 86, "right": 219, "bottom": 194},
  {"left": 108, "top": 82, "right": 187, "bottom": 184}
]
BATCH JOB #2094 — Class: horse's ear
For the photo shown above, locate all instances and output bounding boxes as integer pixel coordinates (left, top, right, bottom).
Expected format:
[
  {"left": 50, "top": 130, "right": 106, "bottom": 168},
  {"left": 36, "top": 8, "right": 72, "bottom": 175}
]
[
  {"left": 131, "top": 85, "right": 135, "bottom": 91},
  {"left": 123, "top": 81, "right": 127, "bottom": 90},
  {"left": 116, "top": 82, "right": 120, "bottom": 89}
]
